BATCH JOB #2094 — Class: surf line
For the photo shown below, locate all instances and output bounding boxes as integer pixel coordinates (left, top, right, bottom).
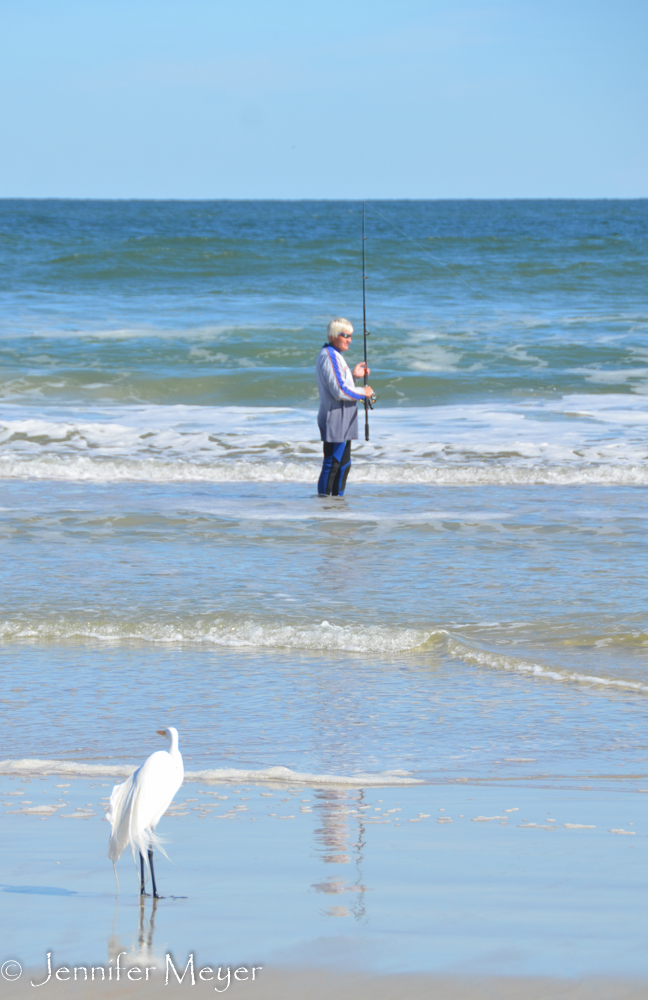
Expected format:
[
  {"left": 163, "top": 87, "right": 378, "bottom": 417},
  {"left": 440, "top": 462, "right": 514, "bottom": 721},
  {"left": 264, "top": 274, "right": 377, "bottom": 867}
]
[{"left": 361, "top": 201, "right": 376, "bottom": 442}]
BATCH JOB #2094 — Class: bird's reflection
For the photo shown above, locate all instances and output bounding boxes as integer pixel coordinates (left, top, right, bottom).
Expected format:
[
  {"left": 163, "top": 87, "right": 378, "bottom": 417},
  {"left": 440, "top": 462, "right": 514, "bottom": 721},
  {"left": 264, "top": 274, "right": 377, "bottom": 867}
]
[
  {"left": 108, "top": 896, "right": 162, "bottom": 968},
  {"left": 138, "top": 897, "right": 158, "bottom": 956},
  {"left": 311, "top": 788, "right": 368, "bottom": 921}
]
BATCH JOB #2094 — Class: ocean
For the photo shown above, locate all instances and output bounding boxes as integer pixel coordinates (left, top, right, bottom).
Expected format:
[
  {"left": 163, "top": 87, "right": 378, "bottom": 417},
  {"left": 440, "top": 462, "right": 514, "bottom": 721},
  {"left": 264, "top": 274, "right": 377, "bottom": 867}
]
[{"left": 1, "top": 199, "right": 647, "bottom": 981}]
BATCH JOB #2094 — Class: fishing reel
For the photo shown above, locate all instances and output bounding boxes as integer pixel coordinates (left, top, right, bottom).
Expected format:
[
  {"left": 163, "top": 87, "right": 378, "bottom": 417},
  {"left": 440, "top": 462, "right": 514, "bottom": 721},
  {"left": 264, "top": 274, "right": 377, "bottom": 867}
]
[{"left": 366, "top": 393, "right": 377, "bottom": 410}]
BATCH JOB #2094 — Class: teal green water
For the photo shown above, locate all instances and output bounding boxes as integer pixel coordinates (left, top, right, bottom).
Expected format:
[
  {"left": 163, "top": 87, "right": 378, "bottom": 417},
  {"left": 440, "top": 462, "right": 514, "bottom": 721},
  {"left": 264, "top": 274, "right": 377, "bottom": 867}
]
[{"left": 1, "top": 200, "right": 647, "bottom": 408}]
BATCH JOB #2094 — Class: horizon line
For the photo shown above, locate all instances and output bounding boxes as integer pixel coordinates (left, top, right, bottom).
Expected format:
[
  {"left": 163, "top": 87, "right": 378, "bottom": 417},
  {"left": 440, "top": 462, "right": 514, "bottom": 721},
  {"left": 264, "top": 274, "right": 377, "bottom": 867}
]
[{"left": 0, "top": 195, "right": 646, "bottom": 204}]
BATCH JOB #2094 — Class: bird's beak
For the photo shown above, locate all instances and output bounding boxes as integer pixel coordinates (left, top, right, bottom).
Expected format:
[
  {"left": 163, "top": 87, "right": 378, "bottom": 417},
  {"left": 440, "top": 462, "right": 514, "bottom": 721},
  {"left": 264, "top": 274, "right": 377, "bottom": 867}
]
[{"left": 156, "top": 729, "right": 166, "bottom": 736}]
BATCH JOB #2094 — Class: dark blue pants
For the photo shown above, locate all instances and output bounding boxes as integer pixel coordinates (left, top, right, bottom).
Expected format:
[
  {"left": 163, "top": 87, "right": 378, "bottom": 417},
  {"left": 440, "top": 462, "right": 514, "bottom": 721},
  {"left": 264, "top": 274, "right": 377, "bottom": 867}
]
[{"left": 318, "top": 441, "right": 352, "bottom": 497}]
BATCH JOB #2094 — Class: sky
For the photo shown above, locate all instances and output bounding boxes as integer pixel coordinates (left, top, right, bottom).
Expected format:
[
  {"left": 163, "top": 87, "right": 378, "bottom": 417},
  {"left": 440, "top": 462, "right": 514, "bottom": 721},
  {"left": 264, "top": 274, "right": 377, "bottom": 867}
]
[{"left": 0, "top": 0, "right": 646, "bottom": 199}]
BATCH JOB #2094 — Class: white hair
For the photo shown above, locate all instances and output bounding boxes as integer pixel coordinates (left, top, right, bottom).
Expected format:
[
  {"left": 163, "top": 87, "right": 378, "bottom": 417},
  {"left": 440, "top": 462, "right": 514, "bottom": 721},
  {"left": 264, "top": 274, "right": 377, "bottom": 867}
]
[{"left": 327, "top": 317, "right": 354, "bottom": 342}]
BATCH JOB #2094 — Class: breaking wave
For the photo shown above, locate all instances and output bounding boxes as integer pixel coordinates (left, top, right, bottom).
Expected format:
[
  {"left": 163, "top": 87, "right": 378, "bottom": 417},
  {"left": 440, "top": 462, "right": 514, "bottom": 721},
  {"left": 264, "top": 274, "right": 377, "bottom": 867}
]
[
  {"left": 0, "top": 616, "right": 438, "bottom": 654},
  {"left": 444, "top": 638, "right": 648, "bottom": 694},
  {"left": 2, "top": 395, "right": 648, "bottom": 483},
  {"left": 4, "top": 455, "right": 648, "bottom": 485},
  {"left": 1, "top": 615, "right": 646, "bottom": 695}
]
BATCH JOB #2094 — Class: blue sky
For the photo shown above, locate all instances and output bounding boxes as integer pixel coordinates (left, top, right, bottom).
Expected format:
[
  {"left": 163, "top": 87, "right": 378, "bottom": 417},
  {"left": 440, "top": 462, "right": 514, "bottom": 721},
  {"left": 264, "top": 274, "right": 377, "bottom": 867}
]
[{"left": 0, "top": 0, "right": 646, "bottom": 198}]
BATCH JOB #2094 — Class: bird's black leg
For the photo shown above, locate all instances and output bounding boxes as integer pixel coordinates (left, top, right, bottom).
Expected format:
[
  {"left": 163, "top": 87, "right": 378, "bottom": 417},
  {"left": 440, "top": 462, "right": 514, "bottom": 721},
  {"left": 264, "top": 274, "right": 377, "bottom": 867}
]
[
  {"left": 148, "top": 848, "right": 162, "bottom": 899},
  {"left": 139, "top": 852, "right": 148, "bottom": 896}
]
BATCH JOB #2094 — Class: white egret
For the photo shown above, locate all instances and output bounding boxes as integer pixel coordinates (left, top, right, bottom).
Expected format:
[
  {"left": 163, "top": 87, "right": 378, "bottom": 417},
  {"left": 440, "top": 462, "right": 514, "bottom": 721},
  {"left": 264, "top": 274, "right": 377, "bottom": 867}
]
[{"left": 107, "top": 727, "right": 184, "bottom": 898}]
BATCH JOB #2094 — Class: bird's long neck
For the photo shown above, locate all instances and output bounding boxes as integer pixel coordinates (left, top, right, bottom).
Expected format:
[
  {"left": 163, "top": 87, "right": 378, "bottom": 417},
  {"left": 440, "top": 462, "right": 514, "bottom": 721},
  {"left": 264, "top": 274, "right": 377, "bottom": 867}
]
[{"left": 168, "top": 730, "right": 180, "bottom": 757}]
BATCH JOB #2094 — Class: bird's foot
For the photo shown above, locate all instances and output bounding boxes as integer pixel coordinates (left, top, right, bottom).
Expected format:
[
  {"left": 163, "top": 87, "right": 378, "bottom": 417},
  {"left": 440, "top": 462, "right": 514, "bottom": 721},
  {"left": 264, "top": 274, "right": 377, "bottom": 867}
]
[{"left": 153, "top": 892, "right": 164, "bottom": 899}]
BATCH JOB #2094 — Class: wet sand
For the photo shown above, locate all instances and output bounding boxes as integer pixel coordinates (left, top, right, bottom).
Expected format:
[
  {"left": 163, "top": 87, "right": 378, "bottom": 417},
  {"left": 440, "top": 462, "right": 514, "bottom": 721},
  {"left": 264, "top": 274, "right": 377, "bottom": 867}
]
[{"left": 1, "top": 773, "right": 646, "bottom": 986}]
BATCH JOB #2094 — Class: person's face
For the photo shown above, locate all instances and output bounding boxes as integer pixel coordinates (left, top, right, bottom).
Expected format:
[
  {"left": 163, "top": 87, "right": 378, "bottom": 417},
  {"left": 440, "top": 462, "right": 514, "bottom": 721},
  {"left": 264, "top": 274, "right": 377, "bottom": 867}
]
[{"left": 332, "top": 332, "right": 352, "bottom": 351}]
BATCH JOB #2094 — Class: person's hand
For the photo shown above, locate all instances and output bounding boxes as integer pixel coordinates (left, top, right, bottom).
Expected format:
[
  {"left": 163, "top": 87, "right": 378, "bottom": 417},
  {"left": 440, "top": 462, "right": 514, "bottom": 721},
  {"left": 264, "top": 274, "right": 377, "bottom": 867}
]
[
  {"left": 363, "top": 385, "right": 374, "bottom": 397},
  {"left": 353, "top": 362, "right": 370, "bottom": 378}
]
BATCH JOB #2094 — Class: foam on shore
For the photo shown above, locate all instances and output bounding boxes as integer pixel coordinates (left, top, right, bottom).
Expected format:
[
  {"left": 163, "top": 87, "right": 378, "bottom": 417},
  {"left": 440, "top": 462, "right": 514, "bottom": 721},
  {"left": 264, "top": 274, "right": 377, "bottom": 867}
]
[{"left": 0, "top": 759, "right": 421, "bottom": 786}]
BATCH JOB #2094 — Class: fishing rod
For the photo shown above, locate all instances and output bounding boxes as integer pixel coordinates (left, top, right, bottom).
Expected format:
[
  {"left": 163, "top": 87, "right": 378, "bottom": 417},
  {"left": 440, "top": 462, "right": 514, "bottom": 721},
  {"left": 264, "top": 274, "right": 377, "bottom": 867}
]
[{"left": 361, "top": 202, "right": 375, "bottom": 442}]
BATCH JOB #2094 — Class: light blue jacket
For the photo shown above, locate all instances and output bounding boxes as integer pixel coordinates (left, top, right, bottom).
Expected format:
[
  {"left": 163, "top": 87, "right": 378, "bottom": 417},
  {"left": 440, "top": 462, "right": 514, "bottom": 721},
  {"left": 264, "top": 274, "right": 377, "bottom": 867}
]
[{"left": 316, "top": 344, "right": 365, "bottom": 442}]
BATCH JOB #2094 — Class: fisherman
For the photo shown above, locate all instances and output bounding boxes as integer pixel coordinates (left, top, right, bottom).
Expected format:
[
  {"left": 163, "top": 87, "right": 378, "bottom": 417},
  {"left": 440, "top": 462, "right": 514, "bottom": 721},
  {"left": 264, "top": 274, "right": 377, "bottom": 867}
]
[{"left": 316, "top": 318, "right": 374, "bottom": 498}]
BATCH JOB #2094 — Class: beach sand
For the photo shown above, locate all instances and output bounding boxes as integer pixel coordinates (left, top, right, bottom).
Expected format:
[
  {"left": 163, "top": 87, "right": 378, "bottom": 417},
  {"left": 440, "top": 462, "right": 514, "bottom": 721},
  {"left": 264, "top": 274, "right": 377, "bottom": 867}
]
[{"left": 6, "top": 970, "right": 648, "bottom": 1000}]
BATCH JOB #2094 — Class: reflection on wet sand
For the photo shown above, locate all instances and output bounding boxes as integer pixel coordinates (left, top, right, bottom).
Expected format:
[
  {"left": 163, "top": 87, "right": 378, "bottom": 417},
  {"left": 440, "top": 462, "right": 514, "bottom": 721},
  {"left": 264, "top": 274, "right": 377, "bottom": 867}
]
[
  {"left": 104, "top": 785, "right": 373, "bottom": 963},
  {"left": 108, "top": 897, "right": 162, "bottom": 968},
  {"left": 311, "top": 789, "right": 368, "bottom": 921}
]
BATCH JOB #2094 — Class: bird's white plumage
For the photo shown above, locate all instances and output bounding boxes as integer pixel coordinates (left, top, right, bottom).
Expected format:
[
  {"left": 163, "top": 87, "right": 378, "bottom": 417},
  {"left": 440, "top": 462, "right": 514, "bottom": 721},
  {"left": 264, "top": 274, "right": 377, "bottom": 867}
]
[{"left": 107, "top": 727, "right": 183, "bottom": 862}]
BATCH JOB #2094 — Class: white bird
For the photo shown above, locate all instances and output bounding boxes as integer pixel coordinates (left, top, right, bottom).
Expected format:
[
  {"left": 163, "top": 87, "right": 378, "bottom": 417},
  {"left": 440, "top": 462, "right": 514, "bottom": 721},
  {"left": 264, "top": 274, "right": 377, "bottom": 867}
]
[{"left": 107, "top": 727, "right": 184, "bottom": 898}]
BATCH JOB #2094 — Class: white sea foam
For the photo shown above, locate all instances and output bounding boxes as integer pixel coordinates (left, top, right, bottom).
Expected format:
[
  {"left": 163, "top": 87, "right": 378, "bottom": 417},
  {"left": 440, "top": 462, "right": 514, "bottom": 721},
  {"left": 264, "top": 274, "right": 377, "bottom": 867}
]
[
  {"left": 0, "top": 617, "right": 439, "bottom": 653},
  {"left": 1, "top": 395, "right": 648, "bottom": 483},
  {"left": 5, "top": 456, "right": 648, "bottom": 485},
  {"left": 445, "top": 638, "right": 648, "bottom": 694},
  {"left": 0, "top": 759, "right": 421, "bottom": 786}
]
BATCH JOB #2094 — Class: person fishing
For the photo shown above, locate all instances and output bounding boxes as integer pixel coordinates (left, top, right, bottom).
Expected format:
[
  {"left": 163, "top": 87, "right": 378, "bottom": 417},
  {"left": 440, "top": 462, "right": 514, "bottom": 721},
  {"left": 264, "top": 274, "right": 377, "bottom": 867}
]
[{"left": 316, "top": 318, "right": 374, "bottom": 498}]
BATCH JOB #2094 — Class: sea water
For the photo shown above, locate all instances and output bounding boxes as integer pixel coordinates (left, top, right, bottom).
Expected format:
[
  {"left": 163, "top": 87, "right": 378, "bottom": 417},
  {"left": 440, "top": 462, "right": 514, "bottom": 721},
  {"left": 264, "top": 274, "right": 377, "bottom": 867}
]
[{"left": 0, "top": 200, "right": 647, "bottom": 976}]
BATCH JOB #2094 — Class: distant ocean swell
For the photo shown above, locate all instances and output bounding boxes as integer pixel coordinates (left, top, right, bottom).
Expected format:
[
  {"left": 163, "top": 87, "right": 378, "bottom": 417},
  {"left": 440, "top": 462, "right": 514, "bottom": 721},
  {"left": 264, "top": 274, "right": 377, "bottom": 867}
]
[{"left": 2, "top": 616, "right": 646, "bottom": 695}]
